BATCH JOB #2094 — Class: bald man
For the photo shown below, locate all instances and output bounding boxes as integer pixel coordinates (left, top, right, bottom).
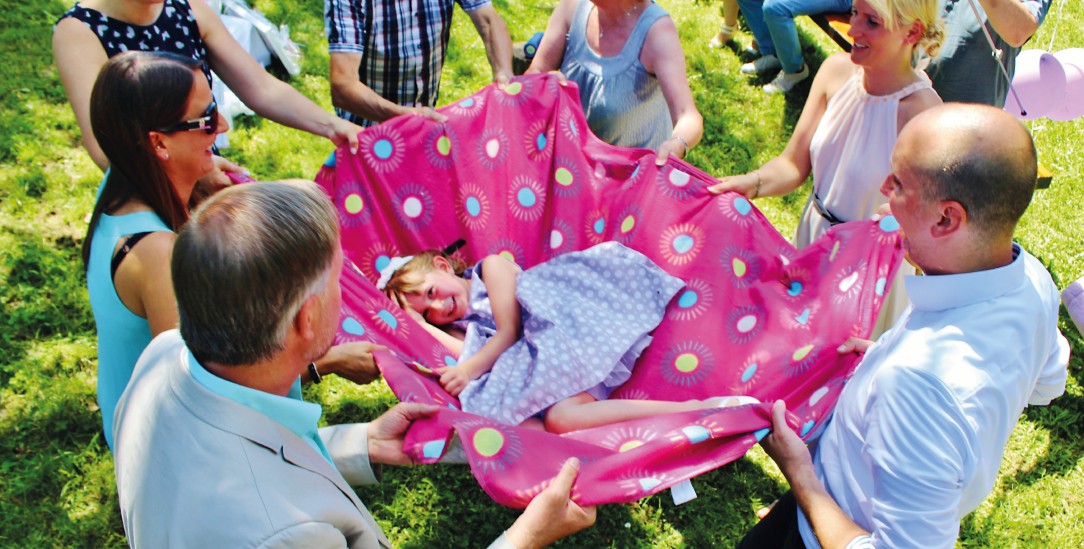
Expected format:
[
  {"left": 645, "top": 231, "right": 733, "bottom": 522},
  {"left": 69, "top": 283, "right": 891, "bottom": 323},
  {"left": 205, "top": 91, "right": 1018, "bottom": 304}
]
[{"left": 740, "top": 104, "right": 1070, "bottom": 548}]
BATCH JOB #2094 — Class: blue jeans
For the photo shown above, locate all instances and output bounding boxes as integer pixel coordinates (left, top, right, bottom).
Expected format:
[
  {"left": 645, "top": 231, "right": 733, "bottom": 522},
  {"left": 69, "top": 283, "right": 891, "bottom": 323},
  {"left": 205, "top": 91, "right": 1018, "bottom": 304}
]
[{"left": 737, "top": 0, "right": 852, "bottom": 72}]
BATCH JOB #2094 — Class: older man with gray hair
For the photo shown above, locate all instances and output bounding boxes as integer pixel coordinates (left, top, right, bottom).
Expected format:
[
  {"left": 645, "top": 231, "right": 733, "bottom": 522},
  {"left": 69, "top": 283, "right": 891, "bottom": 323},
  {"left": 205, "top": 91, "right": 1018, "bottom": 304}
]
[{"left": 113, "top": 180, "right": 594, "bottom": 548}]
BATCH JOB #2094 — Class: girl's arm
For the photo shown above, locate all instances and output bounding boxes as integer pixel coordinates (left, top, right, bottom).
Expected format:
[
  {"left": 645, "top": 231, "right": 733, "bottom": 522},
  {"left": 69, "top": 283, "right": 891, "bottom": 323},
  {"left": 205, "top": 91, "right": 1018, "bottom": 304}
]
[
  {"left": 708, "top": 52, "right": 853, "bottom": 199},
  {"left": 640, "top": 15, "right": 704, "bottom": 165},
  {"left": 398, "top": 298, "right": 465, "bottom": 356},
  {"left": 436, "top": 255, "right": 521, "bottom": 396}
]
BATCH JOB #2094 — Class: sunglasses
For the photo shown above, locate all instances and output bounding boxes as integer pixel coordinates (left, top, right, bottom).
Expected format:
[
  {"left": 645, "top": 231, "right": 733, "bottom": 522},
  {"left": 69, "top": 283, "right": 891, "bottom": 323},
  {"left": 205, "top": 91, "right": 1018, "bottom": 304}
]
[{"left": 155, "top": 100, "right": 219, "bottom": 134}]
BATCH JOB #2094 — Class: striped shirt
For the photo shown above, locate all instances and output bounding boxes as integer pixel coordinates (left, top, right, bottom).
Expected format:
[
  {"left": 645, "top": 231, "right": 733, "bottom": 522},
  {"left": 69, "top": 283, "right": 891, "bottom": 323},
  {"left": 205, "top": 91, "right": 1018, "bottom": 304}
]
[{"left": 325, "top": 0, "right": 490, "bottom": 125}]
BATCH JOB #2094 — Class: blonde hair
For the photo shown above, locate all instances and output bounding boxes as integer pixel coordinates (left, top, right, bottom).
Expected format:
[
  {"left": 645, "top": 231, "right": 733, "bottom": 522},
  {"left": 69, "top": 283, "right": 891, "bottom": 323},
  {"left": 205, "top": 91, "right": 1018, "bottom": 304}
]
[
  {"left": 866, "top": 0, "right": 945, "bottom": 58},
  {"left": 382, "top": 251, "right": 468, "bottom": 306}
]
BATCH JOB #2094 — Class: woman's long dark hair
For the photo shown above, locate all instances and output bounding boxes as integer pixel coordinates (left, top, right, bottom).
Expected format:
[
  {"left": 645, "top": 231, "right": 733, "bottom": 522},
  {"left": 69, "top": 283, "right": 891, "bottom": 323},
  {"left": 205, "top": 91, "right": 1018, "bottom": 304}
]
[{"left": 81, "top": 51, "right": 202, "bottom": 269}]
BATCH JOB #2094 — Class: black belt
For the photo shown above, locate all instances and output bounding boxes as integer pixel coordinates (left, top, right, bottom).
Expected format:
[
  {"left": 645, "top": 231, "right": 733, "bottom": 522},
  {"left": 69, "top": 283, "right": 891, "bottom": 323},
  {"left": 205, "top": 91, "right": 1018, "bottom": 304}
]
[{"left": 812, "top": 193, "right": 846, "bottom": 225}]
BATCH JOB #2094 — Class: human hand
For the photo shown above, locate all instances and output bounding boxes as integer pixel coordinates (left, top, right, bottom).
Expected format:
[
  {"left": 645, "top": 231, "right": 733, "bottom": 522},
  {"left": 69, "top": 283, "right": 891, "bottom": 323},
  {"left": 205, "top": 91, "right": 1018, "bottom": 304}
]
[
  {"left": 504, "top": 458, "right": 596, "bottom": 549},
  {"left": 707, "top": 172, "right": 761, "bottom": 198},
  {"left": 655, "top": 137, "right": 687, "bottom": 166},
  {"left": 411, "top": 106, "right": 449, "bottom": 123},
  {"left": 871, "top": 202, "right": 893, "bottom": 222},
  {"left": 318, "top": 341, "right": 386, "bottom": 385},
  {"left": 546, "top": 69, "right": 569, "bottom": 85},
  {"left": 367, "top": 402, "right": 441, "bottom": 465},
  {"left": 836, "top": 337, "right": 873, "bottom": 355},
  {"left": 756, "top": 499, "right": 778, "bottom": 520},
  {"left": 759, "top": 400, "right": 813, "bottom": 483},
  {"left": 433, "top": 365, "right": 473, "bottom": 397},
  {"left": 494, "top": 69, "right": 514, "bottom": 89},
  {"left": 327, "top": 118, "right": 364, "bottom": 155}
]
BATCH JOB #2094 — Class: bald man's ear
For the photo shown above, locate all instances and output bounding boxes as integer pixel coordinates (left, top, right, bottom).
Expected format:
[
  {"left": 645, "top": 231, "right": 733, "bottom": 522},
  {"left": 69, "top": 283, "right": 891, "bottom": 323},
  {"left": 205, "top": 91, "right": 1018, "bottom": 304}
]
[{"left": 932, "top": 200, "right": 966, "bottom": 238}]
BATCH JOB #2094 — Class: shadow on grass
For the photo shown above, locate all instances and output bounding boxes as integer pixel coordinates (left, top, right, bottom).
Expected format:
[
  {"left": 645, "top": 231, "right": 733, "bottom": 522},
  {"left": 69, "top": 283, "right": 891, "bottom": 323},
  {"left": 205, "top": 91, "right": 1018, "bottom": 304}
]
[
  {"left": 0, "top": 226, "right": 93, "bottom": 385},
  {"left": 0, "top": 359, "right": 124, "bottom": 547}
]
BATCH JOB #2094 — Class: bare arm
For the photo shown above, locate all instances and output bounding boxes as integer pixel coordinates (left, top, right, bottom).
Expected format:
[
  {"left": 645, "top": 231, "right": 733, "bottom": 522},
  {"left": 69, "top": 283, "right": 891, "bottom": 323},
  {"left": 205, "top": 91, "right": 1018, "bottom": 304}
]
[
  {"left": 761, "top": 400, "right": 870, "bottom": 549},
  {"left": 435, "top": 255, "right": 521, "bottom": 395},
  {"left": 466, "top": 5, "right": 514, "bottom": 86},
  {"left": 190, "top": 0, "right": 362, "bottom": 152},
  {"left": 310, "top": 341, "right": 386, "bottom": 385},
  {"left": 708, "top": 53, "right": 852, "bottom": 199},
  {"left": 525, "top": 0, "right": 577, "bottom": 74},
  {"left": 329, "top": 52, "right": 426, "bottom": 123},
  {"left": 52, "top": 18, "right": 111, "bottom": 171},
  {"left": 978, "top": 0, "right": 1041, "bottom": 47},
  {"left": 639, "top": 16, "right": 703, "bottom": 164}
]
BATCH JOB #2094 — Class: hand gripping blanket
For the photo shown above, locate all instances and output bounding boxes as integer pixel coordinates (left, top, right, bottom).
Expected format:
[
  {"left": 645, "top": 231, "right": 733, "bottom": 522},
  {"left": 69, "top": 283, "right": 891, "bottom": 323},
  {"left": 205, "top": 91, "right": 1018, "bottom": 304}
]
[{"left": 314, "top": 73, "right": 905, "bottom": 507}]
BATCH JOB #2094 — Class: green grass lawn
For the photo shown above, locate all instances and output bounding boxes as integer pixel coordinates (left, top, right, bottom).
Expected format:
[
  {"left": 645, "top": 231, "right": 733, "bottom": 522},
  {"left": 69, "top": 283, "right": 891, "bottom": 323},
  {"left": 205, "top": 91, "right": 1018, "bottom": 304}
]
[{"left": 1, "top": 0, "right": 1081, "bottom": 546}]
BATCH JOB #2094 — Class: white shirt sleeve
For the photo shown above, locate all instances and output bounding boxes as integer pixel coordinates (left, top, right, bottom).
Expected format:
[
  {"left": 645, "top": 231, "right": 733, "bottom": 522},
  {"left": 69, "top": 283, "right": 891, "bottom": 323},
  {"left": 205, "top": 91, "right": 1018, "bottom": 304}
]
[
  {"left": 862, "top": 366, "right": 973, "bottom": 548},
  {"left": 1028, "top": 331, "right": 1069, "bottom": 406}
]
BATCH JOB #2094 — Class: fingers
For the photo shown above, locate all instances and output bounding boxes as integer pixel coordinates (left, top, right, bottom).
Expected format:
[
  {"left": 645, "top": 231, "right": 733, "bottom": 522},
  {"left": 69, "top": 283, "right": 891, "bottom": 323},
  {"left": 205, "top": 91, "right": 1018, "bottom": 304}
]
[
  {"left": 871, "top": 202, "right": 892, "bottom": 221},
  {"left": 756, "top": 499, "right": 778, "bottom": 520},
  {"left": 771, "top": 399, "right": 788, "bottom": 431},
  {"left": 391, "top": 401, "right": 441, "bottom": 421},
  {"left": 707, "top": 176, "right": 743, "bottom": 196},
  {"left": 836, "top": 337, "right": 872, "bottom": 355},
  {"left": 433, "top": 368, "right": 464, "bottom": 396},
  {"left": 214, "top": 155, "right": 247, "bottom": 175},
  {"left": 494, "top": 70, "right": 513, "bottom": 88},
  {"left": 548, "top": 457, "right": 581, "bottom": 496},
  {"left": 548, "top": 69, "right": 568, "bottom": 84},
  {"left": 655, "top": 142, "right": 678, "bottom": 166},
  {"left": 336, "top": 120, "right": 363, "bottom": 155},
  {"left": 415, "top": 106, "right": 448, "bottom": 123},
  {"left": 347, "top": 131, "right": 359, "bottom": 155}
]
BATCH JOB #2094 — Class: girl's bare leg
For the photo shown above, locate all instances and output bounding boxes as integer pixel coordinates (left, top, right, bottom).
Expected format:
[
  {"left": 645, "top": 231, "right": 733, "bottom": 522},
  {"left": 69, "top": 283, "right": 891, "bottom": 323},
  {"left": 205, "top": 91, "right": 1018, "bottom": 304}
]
[{"left": 543, "top": 393, "right": 751, "bottom": 434}]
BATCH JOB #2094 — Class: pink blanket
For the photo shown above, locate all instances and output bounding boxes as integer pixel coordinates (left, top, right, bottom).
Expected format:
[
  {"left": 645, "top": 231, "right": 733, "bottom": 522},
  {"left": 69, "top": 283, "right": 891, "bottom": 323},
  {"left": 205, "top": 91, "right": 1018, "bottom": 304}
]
[{"left": 315, "top": 73, "right": 904, "bottom": 507}]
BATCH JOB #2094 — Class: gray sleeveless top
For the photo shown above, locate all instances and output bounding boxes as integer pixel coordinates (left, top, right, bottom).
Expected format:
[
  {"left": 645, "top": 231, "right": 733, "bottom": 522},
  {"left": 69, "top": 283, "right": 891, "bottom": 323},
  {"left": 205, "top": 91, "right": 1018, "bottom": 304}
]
[{"left": 560, "top": 1, "right": 672, "bottom": 150}]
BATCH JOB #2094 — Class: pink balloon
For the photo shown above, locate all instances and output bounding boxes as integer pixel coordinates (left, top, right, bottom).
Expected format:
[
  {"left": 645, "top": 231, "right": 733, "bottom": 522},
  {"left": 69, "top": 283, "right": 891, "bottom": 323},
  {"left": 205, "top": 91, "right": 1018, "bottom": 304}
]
[
  {"left": 1004, "top": 49, "right": 1066, "bottom": 120},
  {"left": 1049, "top": 49, "right": 1084, "bottom": 122}
]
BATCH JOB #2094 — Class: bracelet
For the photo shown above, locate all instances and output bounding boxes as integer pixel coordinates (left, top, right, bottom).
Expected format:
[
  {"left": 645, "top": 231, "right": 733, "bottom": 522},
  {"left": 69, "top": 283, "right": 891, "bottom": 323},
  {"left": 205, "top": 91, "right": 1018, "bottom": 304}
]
[
  {"left": 751, "top": 171, "right": 763, "bottom": 199},
  {"left": 308, "top": 362, "right": 322, "bottom": 384},
  {"left": 672, "top": 133, "right": 689, "bottom": 155}
]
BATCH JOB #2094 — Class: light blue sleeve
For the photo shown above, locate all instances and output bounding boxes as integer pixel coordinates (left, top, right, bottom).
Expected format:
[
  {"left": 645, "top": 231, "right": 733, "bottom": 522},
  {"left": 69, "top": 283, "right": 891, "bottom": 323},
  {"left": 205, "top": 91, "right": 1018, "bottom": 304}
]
[
  {"left": 862, "top": 366, "right": 972, "bottom": 548},
  {"left": 1029, "top": 0, "right": 1053, "bottom": 25}
]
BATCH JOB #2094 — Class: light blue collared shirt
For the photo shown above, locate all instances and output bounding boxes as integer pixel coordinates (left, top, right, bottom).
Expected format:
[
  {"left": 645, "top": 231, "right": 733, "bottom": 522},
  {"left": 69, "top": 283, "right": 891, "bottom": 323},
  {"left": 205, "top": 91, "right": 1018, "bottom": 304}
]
[{"left": 188, "top": 350, "right": 333, "bottom": 464}]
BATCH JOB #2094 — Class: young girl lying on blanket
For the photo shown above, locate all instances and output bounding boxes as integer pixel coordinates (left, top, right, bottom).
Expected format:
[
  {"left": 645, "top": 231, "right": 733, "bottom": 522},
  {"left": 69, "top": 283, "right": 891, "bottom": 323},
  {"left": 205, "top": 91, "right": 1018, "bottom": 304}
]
[{"left": 380, "top": 241, "right": 756, "bottom": 433}]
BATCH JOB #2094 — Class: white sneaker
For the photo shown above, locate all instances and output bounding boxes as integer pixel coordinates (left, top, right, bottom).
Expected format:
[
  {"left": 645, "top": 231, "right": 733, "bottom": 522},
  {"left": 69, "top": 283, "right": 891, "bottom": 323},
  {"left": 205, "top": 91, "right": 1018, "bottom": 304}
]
[
  {"left": 763, "top": 64, "right": 810, "bottom": 94},
  {"left": 741, "top": 54, "right": 781, "bottom": 75}
]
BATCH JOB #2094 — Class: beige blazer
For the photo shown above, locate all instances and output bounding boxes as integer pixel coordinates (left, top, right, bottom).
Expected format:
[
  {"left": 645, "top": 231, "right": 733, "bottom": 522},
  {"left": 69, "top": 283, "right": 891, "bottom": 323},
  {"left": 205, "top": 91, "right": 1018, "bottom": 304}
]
[{"left": 113, "top": 330, "right": 393, "bottom": 548}]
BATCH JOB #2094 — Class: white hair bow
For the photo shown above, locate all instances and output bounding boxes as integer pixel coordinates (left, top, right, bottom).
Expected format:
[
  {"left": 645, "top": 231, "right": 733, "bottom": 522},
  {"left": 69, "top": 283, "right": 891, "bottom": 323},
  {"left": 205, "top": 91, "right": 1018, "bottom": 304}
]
[{"left": 375, "top": 255, "right": 414, "bottom": 290}]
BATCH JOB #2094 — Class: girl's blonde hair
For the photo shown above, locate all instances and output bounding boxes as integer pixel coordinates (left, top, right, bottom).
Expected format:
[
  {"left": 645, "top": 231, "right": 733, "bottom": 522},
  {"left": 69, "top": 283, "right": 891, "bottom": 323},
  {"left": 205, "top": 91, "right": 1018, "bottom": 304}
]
[
  {"left": 381, "top": 250, "right": 469, "bottom": 305},
  {"left": 866, "top": 0, "right": 945, "bottom": 58}
]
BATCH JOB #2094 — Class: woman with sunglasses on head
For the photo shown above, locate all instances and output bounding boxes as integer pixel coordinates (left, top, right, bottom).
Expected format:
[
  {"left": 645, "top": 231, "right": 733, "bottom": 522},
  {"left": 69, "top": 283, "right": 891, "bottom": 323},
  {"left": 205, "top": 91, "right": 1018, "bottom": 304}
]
[
  {"left": 85, "top": 52, "right": 381, "bottom": 451},
  {"left": 53, "top": 0, "right": 362, "bottom": 185}
]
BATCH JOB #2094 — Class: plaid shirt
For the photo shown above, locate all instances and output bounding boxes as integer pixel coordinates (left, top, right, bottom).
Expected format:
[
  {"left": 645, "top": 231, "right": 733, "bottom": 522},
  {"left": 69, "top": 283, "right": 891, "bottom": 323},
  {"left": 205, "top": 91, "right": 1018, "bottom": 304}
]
[{"left": 325, "top": 0, "right": 490, "bottom": 125}]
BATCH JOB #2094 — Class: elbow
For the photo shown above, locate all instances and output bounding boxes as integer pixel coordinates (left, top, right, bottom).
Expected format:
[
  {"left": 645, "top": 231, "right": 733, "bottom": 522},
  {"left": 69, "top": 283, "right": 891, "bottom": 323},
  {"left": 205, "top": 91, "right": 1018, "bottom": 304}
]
[
  {"left": 329, "top": 79, "right": 349, "bottom": 111},
  {"left": 1000, "top": 21, "right": 1038, "bottom": 48}
]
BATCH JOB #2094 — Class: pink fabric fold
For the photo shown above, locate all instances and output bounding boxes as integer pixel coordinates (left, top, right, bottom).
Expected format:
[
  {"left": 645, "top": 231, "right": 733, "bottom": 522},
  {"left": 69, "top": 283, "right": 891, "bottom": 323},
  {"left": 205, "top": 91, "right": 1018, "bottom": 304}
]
[{"left": 316, "top": 73, "right": 905, "bottom": 507}]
